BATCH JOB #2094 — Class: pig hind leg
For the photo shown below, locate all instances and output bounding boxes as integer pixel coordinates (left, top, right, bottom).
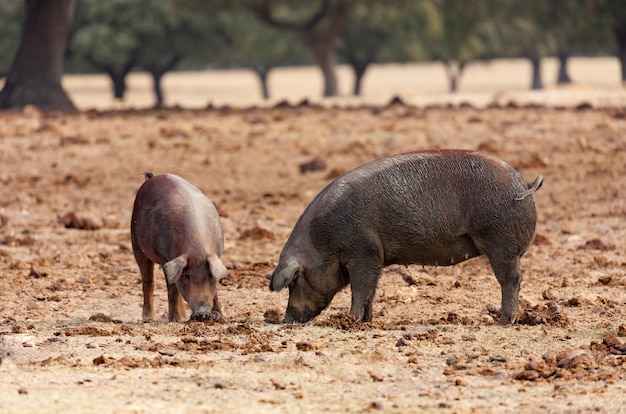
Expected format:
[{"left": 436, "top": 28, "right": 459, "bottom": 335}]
[
  {"left": 345, "top": 255, "right": 383, "bottom": 322},
  {"left": 134, "top": 249, "right": 156, "bottom": 321},
  {"left": 487, "top": 254, "right": 523, "bottom": 325}
]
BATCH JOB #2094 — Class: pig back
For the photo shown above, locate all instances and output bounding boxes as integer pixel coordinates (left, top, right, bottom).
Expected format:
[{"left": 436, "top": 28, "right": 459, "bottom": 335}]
[
  {"left": 302, "top": 151, "right": 537, "bottom": 259},
  {"left": 132, "top": 174, "right": 224, "bottom": 262}
]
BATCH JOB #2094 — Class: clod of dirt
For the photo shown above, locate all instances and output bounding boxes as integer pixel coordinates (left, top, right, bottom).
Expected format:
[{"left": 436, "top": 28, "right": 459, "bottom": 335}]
[
  {"left": 270, "top": 379, "right": 286, "bottom": 390},
  {"left": 239, "top": 226, "right": 275, "bottom": 241},
  {"left": 29, "top": 266, "right": 48, "bottom": 278},
  {"left": 295, "top": 341, "right": 322, "bottom": 352},
  {"left": 214, "top": 203, "right": 229, "bottom": 218},
  {"left": 61, "top": 324, "right": 120, "bottom": 337},
  {"left": 55, "top": 174, "right": 91, "bottom": 188},
  {"left": 159, "top": 127, "right": 189, "bottom": 139},
  {"left": 93, "top": 355, "right": 116, "bottom": 366},
  {"left": 47, "top": 279, "right": 69, "bottom": 292},
  {"left": 534, "top": 233, "right": 551, "bottom": 246},
  {"left": 387, "top": 95, "right": 405, "bottom": 107},
  {"left": 325, "top": 168, "right": 345, "bottom": 180},
  {"left": 58, "top": 212, "right": 102, "bottom": 230},
  {"left": 517, "top": 302, "right": 568, "bottom": 327},
  {"left": 590, "top": 333, "right": 626, "bottom": 355},
  {"left": 367, "top": 371, "right": 384, "bottom": 382},
  {"left": 445, "top": 355, "right": 458, "bottom": 366},
  {"left": 263, "top": 308, "right": 282, "bottom": 324},
  {"left": 299, "top": 156, "right": 327, "bottom": 174},
  {"left": 89, "top": 313, "right": 121, "bottom": 323},
  {"left": 94, "top": 354, "right": 169, "bottom": 369},
  {"left": 59, "top": 135, "right": 89, "bottom": 146},
  {"left": 0, "top": 214, "right": 8, "bottom": 229},
  {"left": 577, "top": 238, "right": 615, "bottom": 251},
  {"left": 1, "top": 234, "right": 36, "bottom": 247},
  {"left": 476, "top": 140, "right": 502, "bottom": 155},
  {"left": 313, "top": 313, "right": 362, "bottom": 331},
  {"left": 576, "top": 102, "right": 594, "bottom": 111},
  {"left": 443, "top": 312, "right": 471, "bottom": 325},
  {"left": 396, "top": 337, "right": 409, "bottom": 347},
  {"left": 512, "top": 153, "right": 549, "bottom": 169},
  {"left": 556, "top": 349, "right": 594, "bottom": 369},
  {"left": 219, "top": 273, "right": 239, "bottom": 286}
]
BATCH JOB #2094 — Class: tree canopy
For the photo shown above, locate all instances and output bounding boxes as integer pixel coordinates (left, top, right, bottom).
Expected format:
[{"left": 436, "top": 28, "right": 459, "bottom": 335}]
[{"left": 0, "top": 0, "right": 622, "bottom": 110}]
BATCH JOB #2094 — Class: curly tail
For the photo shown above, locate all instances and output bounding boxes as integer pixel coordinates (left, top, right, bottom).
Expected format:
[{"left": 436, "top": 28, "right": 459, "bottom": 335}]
[{"left": 515, "top": 175, "right": 543, "bottom": 201}]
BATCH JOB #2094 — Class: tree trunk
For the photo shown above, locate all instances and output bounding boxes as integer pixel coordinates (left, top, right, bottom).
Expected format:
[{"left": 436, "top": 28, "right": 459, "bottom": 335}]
[
  {"left": 253, "top": 1, "right": 349, "bottom": 98},
  {"left": 556, "top": 53, "right": 572, "bottom": 84},
  {"left": 615, "top": 25, "right": 626, "bottom": 86},
  {"left": 310, "top": 41, "right": 339, "bottom": 97},
  {"left": 350, "top": 60, "right": 368, "bottom": 96},
  {"left": 253, "top": 66, "right": 271, "bottom": 100},
  {"left": 151, "top": 71, "right": 164, "bottom": 106},
  {"left": 530, "top": 57, "right": 543, "bottom": 90},
  {"left": 443, "top": 61, "right": 466, "bottom": 93},
  {"left": 144, "top": 55, "right": 181, "bottom": 106},
  {"left": 103, "top": 63, "right": 134, "bottom": 101},
  {"left": 0, "top": 0, "right": 76, "bottom": 110}
]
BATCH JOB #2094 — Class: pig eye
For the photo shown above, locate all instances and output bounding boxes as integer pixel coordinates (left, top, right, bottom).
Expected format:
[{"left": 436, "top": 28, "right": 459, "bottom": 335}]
[{"left": 288, "top": 270, "right": 301, "bottom": 288}]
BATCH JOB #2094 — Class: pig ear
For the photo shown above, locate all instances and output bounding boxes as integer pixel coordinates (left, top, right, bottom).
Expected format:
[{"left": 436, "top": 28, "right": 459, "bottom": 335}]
[
  {"left": 208, "top": 255, "right": 228, "bottom": 281},
  {"left": 270, "top": 260, "right": 301, "bottom": 292},
  {"left": 163, "top": 254, "right": 188, "bottom": 284}
]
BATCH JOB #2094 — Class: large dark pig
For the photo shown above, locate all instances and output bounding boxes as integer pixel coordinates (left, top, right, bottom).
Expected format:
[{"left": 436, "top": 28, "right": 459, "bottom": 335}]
[
  {"left": 270, "top": 150, "right": 543, "bottom": 325},
  {"left": 131, "top": 173, "right": 228, "bottom": 322}
]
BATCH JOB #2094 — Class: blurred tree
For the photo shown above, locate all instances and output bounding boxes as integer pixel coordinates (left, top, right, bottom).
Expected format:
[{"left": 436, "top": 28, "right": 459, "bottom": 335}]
[
  {"left": 586, "top": 0, "right": 626, "bottom": 86},
  {"left": 0, "top": 0, "right": 76, "bottom": 110},
  {"left": 338, "top": 2, "right": 419, "bottom": 95},
  {"left": 483, "top": 0, "right": 556, "bottom": 90},
  {"left": 544, "top": 0, "right": 612, "bottom": 85},
  {"left": 250, "top": 0, "right": 350, "bottom": 97},
  {"left": 0, "top": 1, "right": 23, "bottom": 78},
  {"left": 71, "top": 0, "right": 223, "bottom": 105},
  {"left": 137, "top": 10, "right": 227, "bottom": 105},
  {"left": 217, "top": 11, "right": 310, "bottom": 99},
  {"left": 415, "top": 0, "right": 489, "bottom": 93}
]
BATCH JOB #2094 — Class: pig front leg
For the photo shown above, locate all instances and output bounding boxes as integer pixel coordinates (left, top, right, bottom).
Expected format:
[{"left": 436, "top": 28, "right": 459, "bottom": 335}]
[
  {"left": 210, "top": 294, "right": 224, "bottom": 322},
  {"left": 167, "top": 283, "right": 187, "bottom": 322},
  {"left": 489, "top": 255, "right": 522, "bottom": 325},
  {"left": 346, "top": 255, "right": 382, "bottom": 322}
]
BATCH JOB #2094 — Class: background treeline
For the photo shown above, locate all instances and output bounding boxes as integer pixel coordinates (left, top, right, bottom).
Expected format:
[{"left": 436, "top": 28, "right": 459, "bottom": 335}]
[{"left": 0, "top": 0, "right": 624, "bottom": 108}]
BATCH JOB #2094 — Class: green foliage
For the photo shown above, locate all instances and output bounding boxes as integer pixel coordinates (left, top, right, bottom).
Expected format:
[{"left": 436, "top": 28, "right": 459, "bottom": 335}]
[
  {"left": 216, "top": 10, "right": 310, "bottom": 68},
  {"left": 414, "top": 0, "right": 489, "bottom": 62},
  {"left": 69, "top": 0, "right": 222, "bottom": 72},
  {"left": 0, "top": 0, "right": 24, "bottom": 75},
  {"left": 339, "top": 2, "right": 423, "bottom": 64},
  {"left": 485, "top": 0, "right": 558, "bottom": 59}
]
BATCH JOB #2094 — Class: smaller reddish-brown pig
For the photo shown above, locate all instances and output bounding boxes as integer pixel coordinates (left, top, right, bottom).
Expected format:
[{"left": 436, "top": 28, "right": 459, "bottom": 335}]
[
  {"left": 270, "top": 150, "right": 543, "bottom": 325},
  {"left": 131, "top": 173, "right": 228, "bottom": 322}
]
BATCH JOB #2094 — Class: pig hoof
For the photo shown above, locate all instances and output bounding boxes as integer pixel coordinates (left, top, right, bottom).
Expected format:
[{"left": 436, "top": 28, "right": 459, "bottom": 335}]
[
  {"left": 190, "top": 311, "right": 223, "bottom": 323},
  {"left": 190, "top": 313, "right": 211, "bottom": 322},
  {"left": 210, "top": 311, "right": 223, "bottom": 322}
]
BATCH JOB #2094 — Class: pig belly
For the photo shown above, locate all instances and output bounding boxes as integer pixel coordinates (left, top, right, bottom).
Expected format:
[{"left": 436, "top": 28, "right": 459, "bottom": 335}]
[{"left": 385, "top": 234, "right": 481, "bottom": 267}]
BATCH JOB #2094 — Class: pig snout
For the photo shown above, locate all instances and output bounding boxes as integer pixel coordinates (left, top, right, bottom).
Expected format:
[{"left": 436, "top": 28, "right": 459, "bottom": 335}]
[
  {"left": 190, "top": 304, "right": 219, "bottom": 322},
  {"left": 283, "top": 308, "right": 313, "bottom": 324}
]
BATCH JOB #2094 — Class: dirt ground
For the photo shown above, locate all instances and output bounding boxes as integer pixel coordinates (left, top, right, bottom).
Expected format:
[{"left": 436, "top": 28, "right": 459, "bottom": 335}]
[{"left": 0, "top": 88, "right": 625, "bottom": 412}]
